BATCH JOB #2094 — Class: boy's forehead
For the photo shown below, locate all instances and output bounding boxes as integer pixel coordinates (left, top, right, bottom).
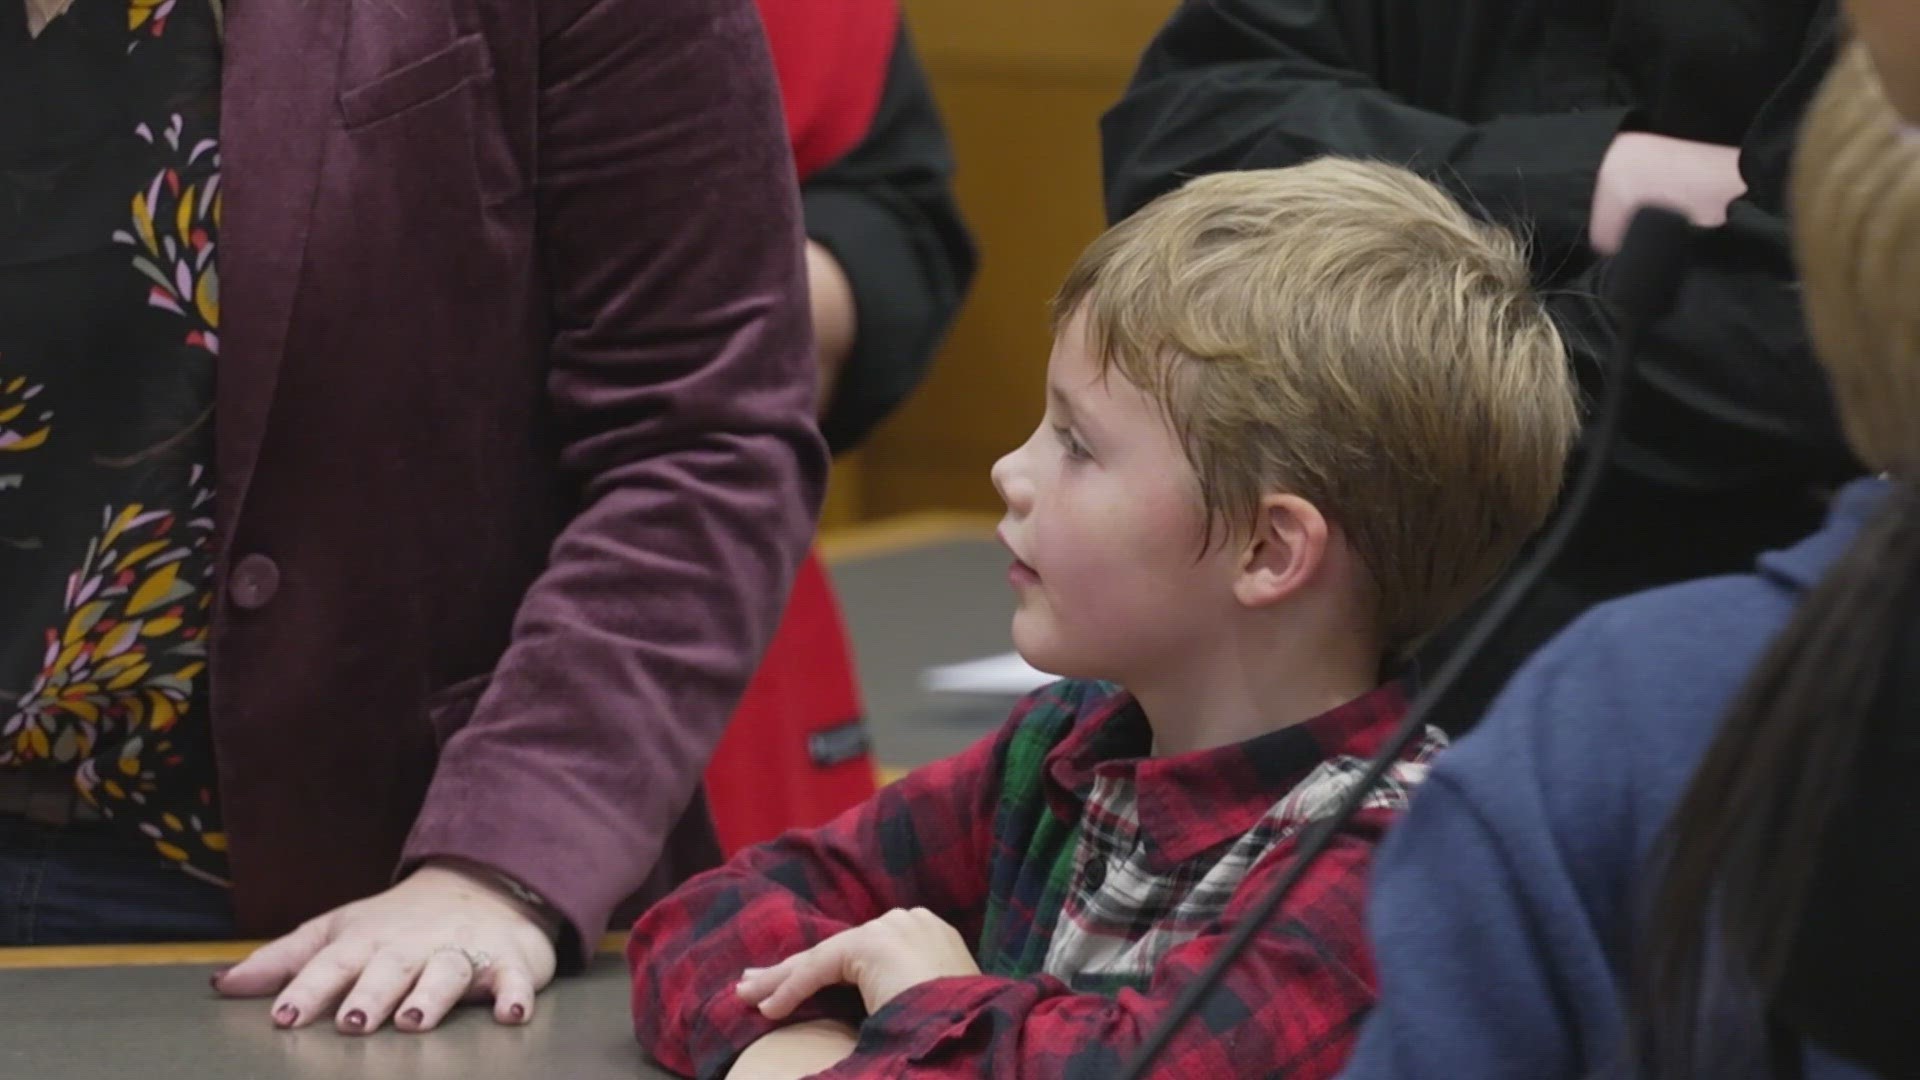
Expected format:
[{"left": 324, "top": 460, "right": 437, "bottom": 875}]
[
  {"left": 1045, "top": 339, "right": 1111, "bottom": 405},
  {"left": 1047, "top": 309, "right": 1095, "bottom": 364},
  {"left": 1044, "top": 321, "right": 1104, "bottom": 395},
  {"left": 1045, "top": 305, "right": 1181, "bottom": 429}
]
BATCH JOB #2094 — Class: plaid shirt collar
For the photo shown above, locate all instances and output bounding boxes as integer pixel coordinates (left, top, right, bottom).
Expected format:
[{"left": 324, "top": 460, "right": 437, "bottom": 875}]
[{"left": 1042, "top": 681, "right": 1410, "bottom": 869}]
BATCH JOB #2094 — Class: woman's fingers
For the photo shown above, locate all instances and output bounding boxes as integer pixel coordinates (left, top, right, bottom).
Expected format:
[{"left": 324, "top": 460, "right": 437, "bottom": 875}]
[
  {"left": 392, "top": 948, "right": 484, "bottom": 1033},
  {"left": 332, "top": 947, "right": 427, "bottom": 1034},
  {"left": 214, "top": 916, "right": 332, "bottom": 999},
  {"left": 490, "top": 963, "right": 537, "bottom": 1026},
  {"left": 270, "top": 939, "right": 374, "bottom": 1029}
]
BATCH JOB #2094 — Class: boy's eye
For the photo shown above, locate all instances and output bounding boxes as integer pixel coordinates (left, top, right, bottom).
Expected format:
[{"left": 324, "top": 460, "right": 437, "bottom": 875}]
[{"left": 1052, "top": 425, "right": 1090, "bottom": 460}]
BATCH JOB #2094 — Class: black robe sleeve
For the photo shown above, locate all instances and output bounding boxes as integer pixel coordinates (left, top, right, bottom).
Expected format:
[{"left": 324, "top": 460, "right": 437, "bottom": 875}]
[{"left": 805, "top": 22, "right": 977, "bottom": 455}]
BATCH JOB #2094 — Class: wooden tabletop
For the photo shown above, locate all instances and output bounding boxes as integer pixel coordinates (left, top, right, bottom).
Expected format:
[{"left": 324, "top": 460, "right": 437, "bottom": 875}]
[
  {"left": 0, "top": 933, "right": 633, "bottom": 970},
  {"left": 0, "top": 935, "right": 677, "bottom": 1079}
]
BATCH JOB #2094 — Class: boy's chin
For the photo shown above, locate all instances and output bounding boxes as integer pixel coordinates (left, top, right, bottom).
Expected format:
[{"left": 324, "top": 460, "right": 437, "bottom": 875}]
[{"left": 1011, "top": 618, "right": 1104, "bottom": 683}]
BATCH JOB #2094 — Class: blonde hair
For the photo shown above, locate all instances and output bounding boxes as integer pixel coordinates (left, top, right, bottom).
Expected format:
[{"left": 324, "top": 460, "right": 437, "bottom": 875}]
[
  {"left": 1053, "top": 159, "right": 1579, "bottom": 657},
  {"left": 1792, "top": 39, "right": 1920, "bottom": 474}
]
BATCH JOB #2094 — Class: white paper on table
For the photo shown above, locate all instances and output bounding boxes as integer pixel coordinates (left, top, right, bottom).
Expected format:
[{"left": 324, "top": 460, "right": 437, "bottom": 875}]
[{"left": 921, "top": 651, "right": 1054, "bottom": 695}]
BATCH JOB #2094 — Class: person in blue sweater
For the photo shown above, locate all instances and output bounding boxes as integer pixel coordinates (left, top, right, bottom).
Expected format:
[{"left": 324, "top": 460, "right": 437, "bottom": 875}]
[{"left": 1340, "top": 23, "right": 1920, "bottom": 1080}]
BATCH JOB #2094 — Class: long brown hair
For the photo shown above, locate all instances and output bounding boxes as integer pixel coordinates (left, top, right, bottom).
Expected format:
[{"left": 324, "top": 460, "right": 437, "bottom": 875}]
[{"left": 1635, "top": 40, "right": 1920, "bottom": 1078}]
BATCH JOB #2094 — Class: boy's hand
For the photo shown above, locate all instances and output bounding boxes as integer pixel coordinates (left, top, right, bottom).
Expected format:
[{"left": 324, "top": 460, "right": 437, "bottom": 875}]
[{"left": 735, "top": 907, "right": 979, "bottom": 1018}]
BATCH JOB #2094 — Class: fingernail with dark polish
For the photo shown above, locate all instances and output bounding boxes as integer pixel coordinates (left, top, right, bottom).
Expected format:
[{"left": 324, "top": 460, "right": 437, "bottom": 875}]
[
  {"left": 401, "top": 1008, "right": 424, "bottom": 1028},
  {"left": 208, "top": 968, "right": 228, "bottom": 989},
  {"left": 274, "top": 1004, "right": 299, "bottom": 1026},
  {"left": 345, "top": 1010, "right": 367, "bottom": 1031},
  {"left": 509, "top": 1004, "right": 526, "bottom": 1023}
]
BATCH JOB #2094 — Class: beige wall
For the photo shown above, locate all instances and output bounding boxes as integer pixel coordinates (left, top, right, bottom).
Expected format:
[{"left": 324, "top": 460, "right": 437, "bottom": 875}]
[{"left": 826, "top": 0, "right": 1178, "bottom": 526}]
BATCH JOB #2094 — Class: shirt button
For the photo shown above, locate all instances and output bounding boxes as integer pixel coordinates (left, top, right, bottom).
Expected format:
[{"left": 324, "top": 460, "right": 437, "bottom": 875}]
[
  {"left": 1083, "top": 855, "right": 1107, "bottom": 890},
  {"left": 228, "top": 553, "right": 282, "bottom": 611}
]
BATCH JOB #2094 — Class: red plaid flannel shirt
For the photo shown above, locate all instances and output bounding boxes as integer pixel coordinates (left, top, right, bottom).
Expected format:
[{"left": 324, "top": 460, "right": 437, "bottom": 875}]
[{"left": 630, "top": 678, "right": 1437, "bottom": 1080}]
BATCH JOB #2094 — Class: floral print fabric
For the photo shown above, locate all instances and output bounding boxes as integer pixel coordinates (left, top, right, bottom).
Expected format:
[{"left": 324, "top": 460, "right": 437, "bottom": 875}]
[{"left": 1, "top": 0, "right": 226, "bottom": 884}]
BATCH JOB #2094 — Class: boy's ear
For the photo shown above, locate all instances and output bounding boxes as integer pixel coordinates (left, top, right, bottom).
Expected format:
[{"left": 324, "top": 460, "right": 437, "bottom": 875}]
[{"left": 1234, "top": 494, "right": 1328, "bottom": 609}]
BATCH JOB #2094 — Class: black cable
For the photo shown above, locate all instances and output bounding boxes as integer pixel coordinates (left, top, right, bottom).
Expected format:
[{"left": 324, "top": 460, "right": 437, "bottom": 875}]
[{"left": 1116, "top": 206, "right": 1698, "bottom": 1079}]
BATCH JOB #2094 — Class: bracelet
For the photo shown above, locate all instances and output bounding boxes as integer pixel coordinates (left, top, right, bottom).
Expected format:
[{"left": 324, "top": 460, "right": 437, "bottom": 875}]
[
  {"left": 431, "top": 858, "right": 566, "bottom": 943},
  {"left": 486, "top": 870, "right": 566, "bottom": 944}
]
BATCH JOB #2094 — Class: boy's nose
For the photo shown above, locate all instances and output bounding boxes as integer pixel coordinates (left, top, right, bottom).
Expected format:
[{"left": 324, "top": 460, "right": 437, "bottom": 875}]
[{"left": 991, "top": 448, "right": 1030, "bottom": 513}]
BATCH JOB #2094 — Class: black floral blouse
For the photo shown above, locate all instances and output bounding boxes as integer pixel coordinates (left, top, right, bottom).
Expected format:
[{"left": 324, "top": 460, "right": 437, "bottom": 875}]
[{"left": 0, "top": 0, "right": 227, "bottom": 885}]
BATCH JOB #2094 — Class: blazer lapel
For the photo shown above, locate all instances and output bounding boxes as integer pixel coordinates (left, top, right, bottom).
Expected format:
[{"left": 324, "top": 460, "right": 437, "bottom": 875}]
[{"left": 215, "top": 0, "right": 350, "bottom": 547}]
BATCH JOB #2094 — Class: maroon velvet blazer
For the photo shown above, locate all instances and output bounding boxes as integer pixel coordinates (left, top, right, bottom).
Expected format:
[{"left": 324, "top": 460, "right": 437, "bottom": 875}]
[{"left": 208, "top": 0, "right": 826, "bottom": 963}]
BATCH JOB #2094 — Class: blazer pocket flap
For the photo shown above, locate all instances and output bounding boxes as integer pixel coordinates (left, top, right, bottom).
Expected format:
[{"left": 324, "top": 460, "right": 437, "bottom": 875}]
[{"left": 339, "top": 34, "right": 492, "bottom": 130}]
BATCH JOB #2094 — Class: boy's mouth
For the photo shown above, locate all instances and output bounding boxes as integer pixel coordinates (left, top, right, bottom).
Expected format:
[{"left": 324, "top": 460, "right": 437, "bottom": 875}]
[{"left": 998, "top": 529, "right": 1040, "bottom": 585}]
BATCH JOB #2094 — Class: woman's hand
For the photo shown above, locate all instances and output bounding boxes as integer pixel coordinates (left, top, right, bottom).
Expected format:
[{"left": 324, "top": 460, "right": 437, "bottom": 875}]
[{"left": 211, "top": 861, "right": 559, "bottom": 1034}]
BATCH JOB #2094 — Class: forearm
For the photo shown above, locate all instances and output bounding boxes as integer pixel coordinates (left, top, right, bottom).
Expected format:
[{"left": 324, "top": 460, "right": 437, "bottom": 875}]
[
  {"left": 406, "top": 0, "right": 825, "bottom": 967},
  {"left": 628, "top": 846, "right": 871, "bottom": 1075},
  {"left": 725, "top": 1020, "right": 860, "bottom": 1080},
  {"left": 630, "top": 731, "right": 1005, "bottom": 1075},
  {"left": 1101, "top": 0, "right": 1626, "bottom": 263}
]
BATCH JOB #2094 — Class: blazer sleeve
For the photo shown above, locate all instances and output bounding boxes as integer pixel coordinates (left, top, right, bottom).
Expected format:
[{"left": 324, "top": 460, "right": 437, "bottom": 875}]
[
  {"left": 805, "top": 21, "right": 976, "bottom": 455},
  {"left": 400, "top": 0, "right": 828, "bottom": 967}
]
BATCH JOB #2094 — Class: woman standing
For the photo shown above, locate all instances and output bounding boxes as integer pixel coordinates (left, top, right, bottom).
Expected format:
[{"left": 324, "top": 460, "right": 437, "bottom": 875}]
[{"left": 2, "top": 0, "right": 822, "bottom": 1038}]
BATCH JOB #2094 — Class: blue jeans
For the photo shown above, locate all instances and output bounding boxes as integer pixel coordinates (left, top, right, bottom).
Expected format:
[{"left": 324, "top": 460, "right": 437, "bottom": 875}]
[{"left": 0, "top": 816, "right": 237, "bottom": 946}]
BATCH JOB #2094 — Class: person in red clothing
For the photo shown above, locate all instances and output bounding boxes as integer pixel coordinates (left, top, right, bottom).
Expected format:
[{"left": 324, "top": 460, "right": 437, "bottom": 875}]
[
  {"left": 630, "top": 159, "right": 1579, "bottom": 1080},
  {"left": 702, "top": 0, "right": 976, "bottom": 855}
]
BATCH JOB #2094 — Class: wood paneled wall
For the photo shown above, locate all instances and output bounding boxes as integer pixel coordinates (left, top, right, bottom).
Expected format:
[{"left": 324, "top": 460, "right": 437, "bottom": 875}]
[{"left": 826, "top": 0, "right": 1177, "bottom": 524}]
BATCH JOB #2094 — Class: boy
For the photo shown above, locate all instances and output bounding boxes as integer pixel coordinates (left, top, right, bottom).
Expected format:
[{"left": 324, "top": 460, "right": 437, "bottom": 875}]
[
  {"left": 1102, "top": 0, "right": 1855, "bottom": 737},
  {"left": 629, "top": 158, "right": 1579, "bottom": 1080}
]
